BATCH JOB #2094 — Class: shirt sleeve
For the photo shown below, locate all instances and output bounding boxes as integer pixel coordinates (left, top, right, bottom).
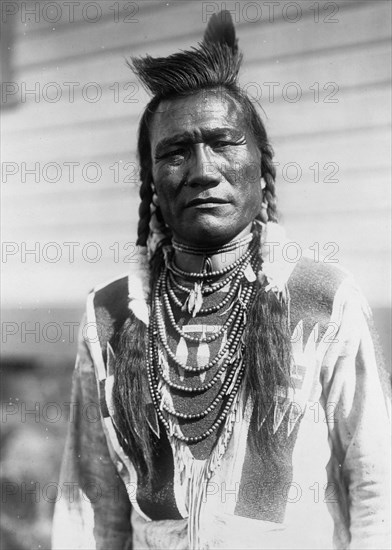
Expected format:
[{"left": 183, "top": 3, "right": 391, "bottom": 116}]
[
  {"left": 320, "top": 278, "right": 391, "bottom": 550},
  {"left": 51, "top": 318, "right": 133, "bottom": 550}
]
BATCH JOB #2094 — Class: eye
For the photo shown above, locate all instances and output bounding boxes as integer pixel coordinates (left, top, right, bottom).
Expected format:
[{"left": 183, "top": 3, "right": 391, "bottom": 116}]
[
  {"left": 211, "top": 137, "right": 246, "bottom": 150},
  {"left": 212, "top": 140, "right": 231, "bottom": 149},
  {"left": 155, "top": 148, "right": 187, "bottom": 163},
  {"left": 168, "top": 148, "right": 186, "bottom": 157},
  {"left": 166, "top": 150, "right": 187, "bottom": 166}
]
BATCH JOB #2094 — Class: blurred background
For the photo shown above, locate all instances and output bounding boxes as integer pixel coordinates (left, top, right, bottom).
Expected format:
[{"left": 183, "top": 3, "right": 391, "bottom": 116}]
[{"left": 1, "top": 0, "right": 391, "bottom": 548}]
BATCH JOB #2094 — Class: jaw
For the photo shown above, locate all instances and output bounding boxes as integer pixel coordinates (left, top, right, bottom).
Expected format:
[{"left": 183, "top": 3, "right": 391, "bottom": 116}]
[{"left": 172, "top": 209, "right": 253, "bottom": 248}]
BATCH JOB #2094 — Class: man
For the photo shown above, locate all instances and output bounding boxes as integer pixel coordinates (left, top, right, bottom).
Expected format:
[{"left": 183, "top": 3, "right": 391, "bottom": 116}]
[{"left": 53, "top": 11, "right": 390, "bottom": 550}]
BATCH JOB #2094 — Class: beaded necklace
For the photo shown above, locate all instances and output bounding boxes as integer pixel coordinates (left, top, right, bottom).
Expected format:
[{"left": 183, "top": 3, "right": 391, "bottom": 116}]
[
  {"left": 168, "top": 238, "right": 257, "bottom": 317},
  {"left": 147, "top": 230, "right": 260, "bottom": 444},
  {"left": 167, "top": 246, "right": 257, "bottom": 316}
]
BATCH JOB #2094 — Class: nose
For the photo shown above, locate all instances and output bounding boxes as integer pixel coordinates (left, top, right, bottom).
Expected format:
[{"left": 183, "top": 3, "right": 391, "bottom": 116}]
[{"left": 186, "top": 144, "right": 221, "bottom": 187}]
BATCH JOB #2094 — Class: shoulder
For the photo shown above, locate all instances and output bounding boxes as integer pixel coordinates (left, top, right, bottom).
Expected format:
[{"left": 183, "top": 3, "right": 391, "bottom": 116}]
[
  {"left": 261, "top": 222, "right": 351, "bottom": 315},
  {"left": 87, "top": 273, "right": 130, "bottom": 323},
  {"left": 287, "top": 253, "right": 354, "bottom": 337},
  {"left": 85, "top": 274, "right": 130, "bottom": 361},
  {"left": 84, "top": 256, "right": 150, "bottom": 361},
  {"left": 288, "top": 254, "right": 350, "bottom": 308}
]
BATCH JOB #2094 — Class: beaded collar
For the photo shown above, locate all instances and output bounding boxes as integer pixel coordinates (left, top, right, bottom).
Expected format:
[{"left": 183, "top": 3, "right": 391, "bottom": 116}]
[{"left": 172, "top": 231, "right": 253, "bottom": 256}]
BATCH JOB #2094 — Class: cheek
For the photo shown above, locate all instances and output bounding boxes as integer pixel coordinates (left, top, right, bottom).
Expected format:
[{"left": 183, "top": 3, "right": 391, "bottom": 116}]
[
  {"left": 153, "top": 167, "right": 180, "bottom": 202},
  {"left": 244, "top": 146, "right": 262, "bottom": 182},
  {"left": 243, "top": 160, "right": 261, "bottom": 185},
  {"left": 244, "top": 184, "right": 262, "bottom": 212},
  {"left": 226, "top": 148, "right": 261, "bottom": 187},
  {"left": 154, "top": 161, "right": 185, "bottom": 183},
  {"left": 239, "top": 159, "right": 263, "bottom": 211}
]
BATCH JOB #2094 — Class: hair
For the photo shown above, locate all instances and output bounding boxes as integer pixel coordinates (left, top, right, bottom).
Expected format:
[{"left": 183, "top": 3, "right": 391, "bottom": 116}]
[{"left": 112, "top": 16, "right": 292, "bottom": 479}]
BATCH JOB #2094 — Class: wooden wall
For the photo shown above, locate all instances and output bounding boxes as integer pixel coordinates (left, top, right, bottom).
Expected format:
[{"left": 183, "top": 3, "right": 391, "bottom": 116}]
[{"left": 2, "top": 0, "right": 391, "bottom": 359}]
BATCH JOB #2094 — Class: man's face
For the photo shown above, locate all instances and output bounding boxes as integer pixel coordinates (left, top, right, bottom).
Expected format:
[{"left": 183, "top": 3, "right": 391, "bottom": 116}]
[{"left": 149, "top": 90, "right": 262, "bottom": 247}]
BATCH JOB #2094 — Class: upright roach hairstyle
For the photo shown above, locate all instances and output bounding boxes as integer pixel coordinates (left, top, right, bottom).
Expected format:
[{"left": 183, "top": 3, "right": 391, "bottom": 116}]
[
  {"left": 129, "top": 10, "right": 241, "bottom": 98},
  {"left": 112, "top": 10, "right": 292, "bottom": 478}
]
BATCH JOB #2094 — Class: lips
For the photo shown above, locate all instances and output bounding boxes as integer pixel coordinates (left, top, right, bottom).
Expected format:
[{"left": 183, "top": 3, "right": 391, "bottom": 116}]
[{"left": 186, "top": 197, "right": 228, "bottom": 208}]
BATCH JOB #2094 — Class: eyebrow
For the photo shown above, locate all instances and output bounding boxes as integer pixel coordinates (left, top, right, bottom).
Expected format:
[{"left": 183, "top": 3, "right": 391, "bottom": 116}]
[{"left": 154, "top": 127, "right": 245, "bottom": 157}]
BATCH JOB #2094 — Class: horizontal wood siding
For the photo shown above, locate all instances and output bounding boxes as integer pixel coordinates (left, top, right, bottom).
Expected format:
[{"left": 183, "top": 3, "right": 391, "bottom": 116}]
[{"left": 2, "top": 0, "right": 391, "bottom": 319}]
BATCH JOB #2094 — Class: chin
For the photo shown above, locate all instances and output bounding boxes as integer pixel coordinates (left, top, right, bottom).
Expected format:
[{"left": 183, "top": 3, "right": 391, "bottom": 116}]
[{"left": 178, "top": 220, "right": 243, "bottom": 247}]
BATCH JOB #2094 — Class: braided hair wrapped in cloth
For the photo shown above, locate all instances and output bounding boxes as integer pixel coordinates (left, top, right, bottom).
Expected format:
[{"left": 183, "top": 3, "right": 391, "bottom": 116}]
[{"left": 52, "top": 10, "right": 391, "bottom": 550}]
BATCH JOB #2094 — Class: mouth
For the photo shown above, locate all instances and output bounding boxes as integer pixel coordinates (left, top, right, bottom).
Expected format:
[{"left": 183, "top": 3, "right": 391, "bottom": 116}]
[{"left": 186, "top": 197, "right": 229, "bottom": 208}]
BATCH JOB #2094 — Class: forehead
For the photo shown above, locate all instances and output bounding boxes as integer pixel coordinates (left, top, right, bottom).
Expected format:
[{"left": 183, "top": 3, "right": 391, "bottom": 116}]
[{"left": 149, "top": 90, "right": 245, "bottom": 146}]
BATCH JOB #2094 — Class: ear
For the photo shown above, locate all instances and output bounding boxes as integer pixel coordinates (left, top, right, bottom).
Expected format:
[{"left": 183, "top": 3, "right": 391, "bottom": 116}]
[{"left": 260, "top": 178, "right": 266, "bottom": 190}]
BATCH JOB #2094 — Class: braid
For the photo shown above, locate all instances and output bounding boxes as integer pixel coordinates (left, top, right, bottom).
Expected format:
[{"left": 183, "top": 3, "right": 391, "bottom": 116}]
[
  {"left": 136, "top": 96, "right": 174, "bottom": 248},
  {"left": 239, "top": 92, "right": 279, "bottom": 224},
  {"left": 261, "top": 149, "right": 278, "bottom": 223},
  {"left": 136, "top": 179, "right": 152, "bottom": 247},
  {"left": 112, "top": 247, "right": 166, "bottom": 479},
  {"left": 136, "top": 97, "right": 160, "bottom": 247}
]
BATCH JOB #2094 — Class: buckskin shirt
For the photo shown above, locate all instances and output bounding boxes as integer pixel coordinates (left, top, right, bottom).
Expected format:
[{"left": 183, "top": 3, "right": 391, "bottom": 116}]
[{"left": 52, "top": 236, "right": 391, "bottom": 550}]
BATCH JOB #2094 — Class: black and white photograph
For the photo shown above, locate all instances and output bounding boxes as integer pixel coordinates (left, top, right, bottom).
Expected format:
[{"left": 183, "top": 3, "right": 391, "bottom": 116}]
[{"left": 1, "top": 1, "right": 391, "bottom": 549}]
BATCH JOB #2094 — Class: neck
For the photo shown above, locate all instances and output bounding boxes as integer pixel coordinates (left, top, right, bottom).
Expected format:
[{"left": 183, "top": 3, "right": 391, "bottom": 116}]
[{"left": 173, "top": 223, "right": 253, "bottom": 273}]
